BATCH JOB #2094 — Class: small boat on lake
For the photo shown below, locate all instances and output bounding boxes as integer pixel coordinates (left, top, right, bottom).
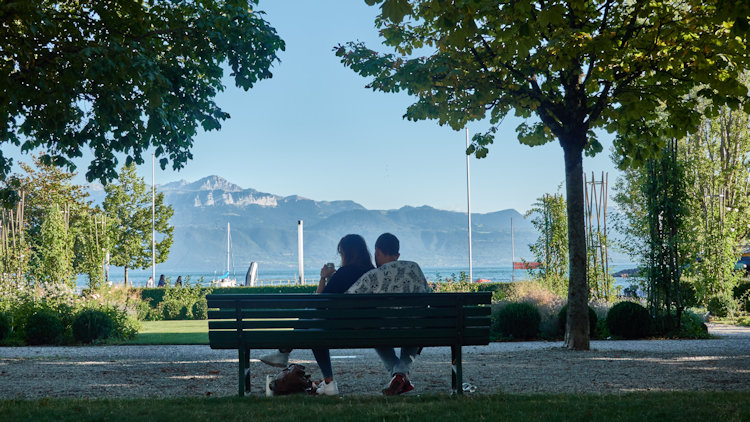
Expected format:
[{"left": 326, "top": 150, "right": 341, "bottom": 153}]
[{"left": 212, "top": 222, "right": 237, "bottom": 287}]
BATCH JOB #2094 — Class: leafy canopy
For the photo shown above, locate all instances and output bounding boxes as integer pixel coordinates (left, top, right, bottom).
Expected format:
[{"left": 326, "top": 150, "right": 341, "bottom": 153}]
[
  {"left": 338, "top": 0, "right": 749, "bottom": 162},
  {"left": 0, "top": 0, "right": 284, "bottom": 190}
]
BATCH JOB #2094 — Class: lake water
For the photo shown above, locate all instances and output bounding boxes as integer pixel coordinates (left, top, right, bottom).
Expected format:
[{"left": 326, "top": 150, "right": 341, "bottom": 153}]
[{"left": 81, "top": 263, "right": 640, "bottom": 291}]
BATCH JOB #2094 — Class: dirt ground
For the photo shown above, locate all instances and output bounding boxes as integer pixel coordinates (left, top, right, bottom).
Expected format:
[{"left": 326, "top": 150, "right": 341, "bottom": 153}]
[{"left": 1, "top": 323, "right": 748, "bottom": 398}]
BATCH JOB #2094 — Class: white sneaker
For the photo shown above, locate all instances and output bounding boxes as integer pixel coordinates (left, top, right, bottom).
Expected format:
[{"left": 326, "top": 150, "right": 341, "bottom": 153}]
[
  {"left": 259, "top": 351, "right": 290, "bottom": 368},
  {"left": 316, "top": 380, "right": 339, "bottom": 396}
]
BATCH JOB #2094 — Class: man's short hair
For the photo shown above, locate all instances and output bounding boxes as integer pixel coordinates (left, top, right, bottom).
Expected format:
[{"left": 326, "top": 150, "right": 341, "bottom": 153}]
[{"left": 375, "top": 233, "right": 399, "bottom": 256}]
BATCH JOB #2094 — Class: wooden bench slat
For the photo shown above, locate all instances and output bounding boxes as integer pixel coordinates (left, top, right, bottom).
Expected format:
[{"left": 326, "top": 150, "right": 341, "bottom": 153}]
[
  {"left": 210, "top": 327, "right": 486, "bottom": 340},
  {"left": 206, "top": 307, "right": 461, "bottom": 318},
  {"left": 207, "top": 292, "right": 491, "bottom": 301},
  {"left": 207, "top": 305, "right": 490, "bottom": 320},
  {"left": 206, "top": 293, "right": 491, "bottom": 309},
  {"left": 209, "top": 315, "right": 491, "bottom": 330},
  {"left": 208, "top": 328, "right": 490, "bottom": 349},
  {"left": 209, "top": 336, "right": 491, "bottom": 350}
]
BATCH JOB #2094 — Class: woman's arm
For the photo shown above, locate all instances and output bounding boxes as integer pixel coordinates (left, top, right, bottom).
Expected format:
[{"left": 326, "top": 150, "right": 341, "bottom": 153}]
[{"left": 317, "top": 264, "right": 336, "bottom": 293}]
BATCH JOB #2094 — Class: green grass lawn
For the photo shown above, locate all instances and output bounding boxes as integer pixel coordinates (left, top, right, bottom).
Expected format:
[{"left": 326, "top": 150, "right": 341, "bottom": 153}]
[
  {"left": 1, "top": 392, "right": 749, "bottom": 422},
  {"left": 122, "top": 320, "right": 209, "bottom": 345}
]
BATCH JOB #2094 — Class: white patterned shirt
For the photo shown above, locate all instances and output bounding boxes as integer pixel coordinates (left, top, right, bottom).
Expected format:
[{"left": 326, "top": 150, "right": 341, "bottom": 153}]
[{"left": 346, "top": 260, "right": 430, "bottom": 294}]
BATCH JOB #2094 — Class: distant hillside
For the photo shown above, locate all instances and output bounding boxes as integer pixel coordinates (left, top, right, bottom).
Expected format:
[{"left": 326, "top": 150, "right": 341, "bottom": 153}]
[{"left": 90, "top": 175, "right": 539, "bottom": 271}]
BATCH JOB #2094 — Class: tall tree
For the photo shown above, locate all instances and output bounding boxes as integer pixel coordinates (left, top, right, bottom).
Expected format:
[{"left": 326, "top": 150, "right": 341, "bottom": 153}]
[
  {"left": 75, "top": 210, "right": 109, "bottom": 290},
  {"left": 526, "top": 193, "right": 568, "bottom": 296},
  {"left": 336, "top": 0, "right": 749, "bottom": 349},
  {"left": 0, "top": 0, "right": 284, "bottom": 203},
  {"left": 643, "top": 139, "right": 690, "bottom": 332},
  {"left": 103, "top": 164, "right": 173, "bottom": 285},
  {"left": 36, "top": 205, "right": 73, "bottom": 287}
]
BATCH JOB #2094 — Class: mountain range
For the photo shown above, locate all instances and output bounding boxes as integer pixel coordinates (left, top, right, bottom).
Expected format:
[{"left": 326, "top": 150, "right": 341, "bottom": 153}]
[{"left": 92, "top": 175, "right": 539, "bottom": 272}]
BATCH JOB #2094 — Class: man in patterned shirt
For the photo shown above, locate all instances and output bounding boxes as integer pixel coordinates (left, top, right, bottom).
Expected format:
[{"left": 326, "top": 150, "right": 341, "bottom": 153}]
[{"left": 347, "top": 233, "right": 430, "bottom": 395}]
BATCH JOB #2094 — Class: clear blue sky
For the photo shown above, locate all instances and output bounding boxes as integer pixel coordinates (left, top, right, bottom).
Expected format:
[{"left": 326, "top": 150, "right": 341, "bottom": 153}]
[{"left": 8, "top": 0, "right": 622, "bottom": 214}]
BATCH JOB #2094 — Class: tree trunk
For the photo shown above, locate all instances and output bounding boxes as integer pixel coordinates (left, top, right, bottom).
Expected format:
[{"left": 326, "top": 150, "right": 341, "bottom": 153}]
[
  {"left": 124, "top": 265, "right": 129, "bottom": 287},
  {"left": 562, "top": 141, "right": 590, "bottom": 350}
]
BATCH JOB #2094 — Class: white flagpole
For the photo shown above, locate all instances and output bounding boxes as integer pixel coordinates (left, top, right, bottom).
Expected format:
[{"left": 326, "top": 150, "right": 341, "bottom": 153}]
[
  {"left": 151, "top": 154, "right": 156, "bottom": 286},
  {"left": 227, "top": 222, "right": 231, "bottom": 275},
  {"left": 466, "top": 128, "right": 473, "bottom": 283},
  {"left": 298, "top": 220, "right": 304, "bottom": 284}
]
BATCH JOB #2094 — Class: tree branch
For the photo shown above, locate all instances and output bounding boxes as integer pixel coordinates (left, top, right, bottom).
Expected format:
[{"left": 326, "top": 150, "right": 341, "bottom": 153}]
[{"left": 469, "top": 46, "right": 491, "bottom": 73}]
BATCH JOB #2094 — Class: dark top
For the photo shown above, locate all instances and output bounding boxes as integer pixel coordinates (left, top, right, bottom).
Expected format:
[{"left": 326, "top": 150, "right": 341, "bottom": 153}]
[{"left": 321, "top": 265, "right": 372, "bottom": 293}]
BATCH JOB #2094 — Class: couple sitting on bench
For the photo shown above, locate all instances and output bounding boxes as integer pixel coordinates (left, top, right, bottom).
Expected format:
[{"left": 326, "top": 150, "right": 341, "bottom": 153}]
[{"left": 260, "top": 232, "right": 430, "bottom": 396}]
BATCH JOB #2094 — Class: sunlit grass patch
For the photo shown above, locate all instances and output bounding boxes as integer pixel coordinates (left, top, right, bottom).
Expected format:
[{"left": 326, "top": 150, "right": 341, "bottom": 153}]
[{"left": 118, "top": 320, "right": 208, "bottom": 345}]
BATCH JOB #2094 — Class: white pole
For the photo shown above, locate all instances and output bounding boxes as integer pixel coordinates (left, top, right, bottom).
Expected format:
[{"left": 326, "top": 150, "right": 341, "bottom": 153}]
[
  {"left": 511, "top": 217, "right": 515, "bottom": 282},
  {"left": 297, "top": 220, "right": 304, "bottom": 284},
  {"left": 465, "top": 128, "right": 473, "bottom": 283},
  {"left": 226, "top": 222, "right": 231, "bottom": 275},
  {"left": 151, "top": 154, "right": 156, "bottom": 286}
]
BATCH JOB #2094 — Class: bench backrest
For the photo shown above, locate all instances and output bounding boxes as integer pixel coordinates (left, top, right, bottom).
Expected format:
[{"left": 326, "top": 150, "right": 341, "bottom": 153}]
[{"left": 206, "top": 292, "right": 491, "bottom": 350}]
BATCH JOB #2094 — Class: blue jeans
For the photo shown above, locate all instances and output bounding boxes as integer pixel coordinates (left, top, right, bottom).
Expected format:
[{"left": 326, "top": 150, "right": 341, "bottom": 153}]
[
  {"left": 375, "top": 347, "right": 419, "bottom": 376},
  {"left": 312, "top": 348, "right": 333, "bottom": 379}
]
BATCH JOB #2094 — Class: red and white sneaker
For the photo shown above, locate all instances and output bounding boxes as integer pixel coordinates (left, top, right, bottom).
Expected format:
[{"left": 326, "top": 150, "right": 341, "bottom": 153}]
[{"left": 382, "top": 373, "right": 415, "bottom": 396}]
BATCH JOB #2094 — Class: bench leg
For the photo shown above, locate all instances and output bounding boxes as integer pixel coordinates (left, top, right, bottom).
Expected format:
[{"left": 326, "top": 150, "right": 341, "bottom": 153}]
[
  {"left": 238, "top": 348, "right": 251, "bottom": 397},
  {"left": 451, "top": 345, "right": 462, "bottom": 396},
  {"left": 244, "top": 348, "right": 251, "bottom": 393}
]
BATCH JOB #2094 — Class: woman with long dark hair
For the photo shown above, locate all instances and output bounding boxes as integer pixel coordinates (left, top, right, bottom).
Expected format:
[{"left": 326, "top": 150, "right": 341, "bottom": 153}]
[
  {"left": 313, "top": 234, "right": 374, "bottom": 395},
  {"left": 316, "top": 234, "right": 375, "bottom": 293},
  {"left": 259, "top": 234, "right": 375, "bottom": 395}
]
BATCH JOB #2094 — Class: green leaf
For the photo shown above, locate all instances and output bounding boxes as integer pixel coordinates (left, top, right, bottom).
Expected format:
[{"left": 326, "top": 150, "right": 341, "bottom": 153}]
[{"left": 380, "top": 0, "right": 411, "bottom": 24}]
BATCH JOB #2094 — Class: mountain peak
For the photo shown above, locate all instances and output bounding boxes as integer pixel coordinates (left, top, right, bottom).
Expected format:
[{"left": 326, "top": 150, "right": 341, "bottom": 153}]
[{"left": 177, "top": 175, "right": 243, "bottom": 192}]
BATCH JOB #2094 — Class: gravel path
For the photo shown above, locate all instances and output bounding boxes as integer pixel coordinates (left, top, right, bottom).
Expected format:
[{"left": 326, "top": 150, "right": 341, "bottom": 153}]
[{"left": 1, "top": 323, "right": 748, "bottom": 398}]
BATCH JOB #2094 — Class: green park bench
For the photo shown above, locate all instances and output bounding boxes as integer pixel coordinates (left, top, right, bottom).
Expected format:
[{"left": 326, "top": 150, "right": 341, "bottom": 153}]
[{"left": 206, "top": 292, "right": 492, "bottom": 397}]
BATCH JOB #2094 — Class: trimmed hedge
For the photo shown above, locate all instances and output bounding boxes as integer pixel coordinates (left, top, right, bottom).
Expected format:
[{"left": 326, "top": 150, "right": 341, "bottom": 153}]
[
  {"left": 492, "top": 302, "right": 541, "bottom": 340},
  {"left": 25, "top": 310, "right": 64, "bottom": 345},
  {"left": 72, "top": 309, "right": 115, "bottom": 344},
  {"left": 606, "top": 301, "right": 651, "bottom": 339}
]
